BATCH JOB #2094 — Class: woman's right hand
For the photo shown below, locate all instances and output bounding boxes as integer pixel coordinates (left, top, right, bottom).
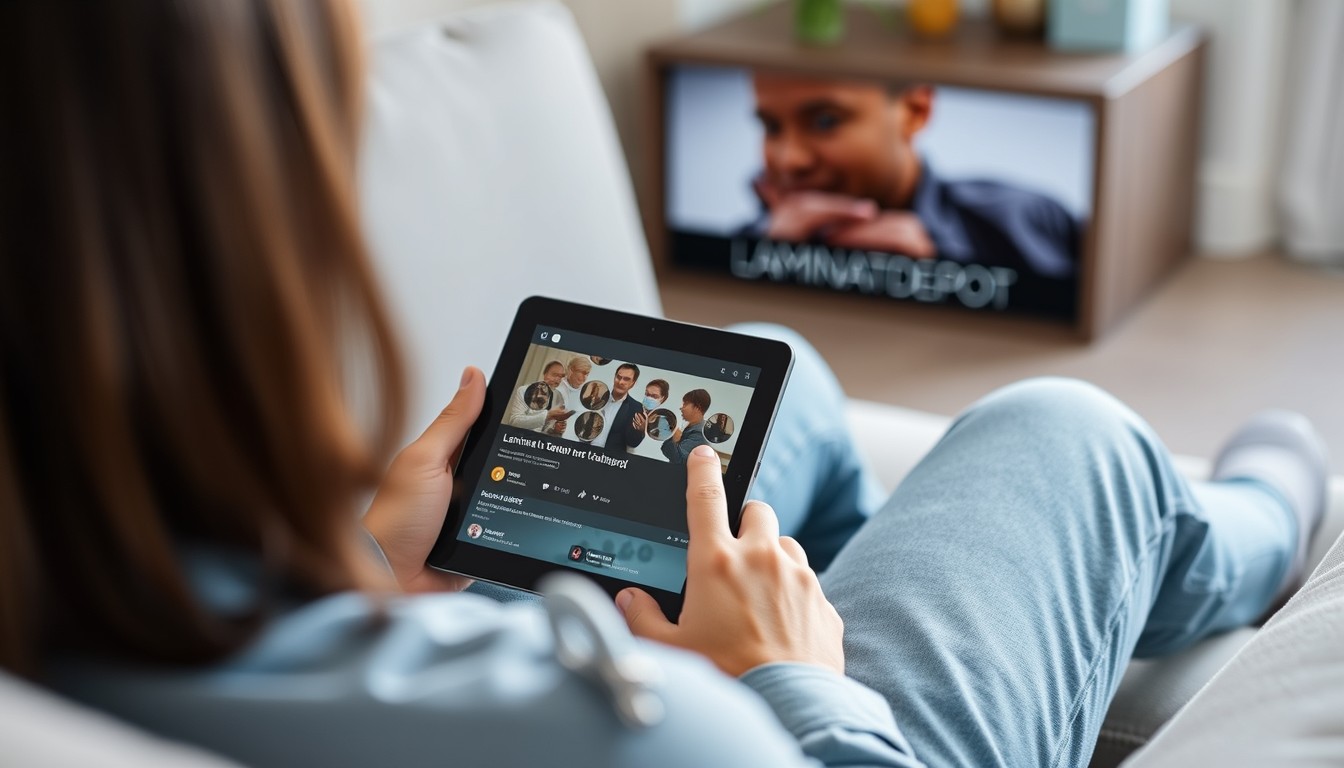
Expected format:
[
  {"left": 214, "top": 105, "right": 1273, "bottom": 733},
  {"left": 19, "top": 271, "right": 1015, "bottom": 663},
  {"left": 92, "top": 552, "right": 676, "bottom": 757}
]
[{"left": 615, "top": 445, "right": 845, "bottom": 678}]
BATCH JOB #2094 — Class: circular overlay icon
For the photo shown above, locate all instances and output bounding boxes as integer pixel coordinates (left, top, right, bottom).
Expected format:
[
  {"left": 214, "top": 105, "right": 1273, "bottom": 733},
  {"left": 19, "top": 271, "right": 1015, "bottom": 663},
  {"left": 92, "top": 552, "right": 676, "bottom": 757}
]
[
  {"left": 574, "top": 411, "right": 605, "bottom": 442},
  {"left": 467, "top": 524, "right": 483, "bottom": 539},
  {"left": 580, "top": 380, "right": 610, "bottom": 411},
  {"left": 703, "top": 413, "right": 736, "bottom": 444},
  {"left": 490, "top": 466, "right": 506, "bottom": 482},
  {"left": 645, "top": 408, "right": 678, "bottom": 441},
  {"left": 523, "top": 381, "right": 553, "bottom": 410}
]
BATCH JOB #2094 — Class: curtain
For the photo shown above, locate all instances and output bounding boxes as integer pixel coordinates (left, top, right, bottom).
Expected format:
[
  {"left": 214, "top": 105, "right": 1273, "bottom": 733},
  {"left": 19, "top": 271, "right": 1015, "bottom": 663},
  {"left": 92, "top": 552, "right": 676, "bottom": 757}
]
[{"left": 1278, "top": 0, "right": 1344, "bottom": 266}]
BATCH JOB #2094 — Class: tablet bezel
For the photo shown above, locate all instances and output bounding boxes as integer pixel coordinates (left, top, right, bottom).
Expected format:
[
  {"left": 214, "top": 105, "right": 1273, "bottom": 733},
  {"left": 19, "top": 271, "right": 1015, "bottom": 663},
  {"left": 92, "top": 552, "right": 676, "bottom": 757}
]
[{"left": 425, "top": 296, "right": 794, "bottom": 619}]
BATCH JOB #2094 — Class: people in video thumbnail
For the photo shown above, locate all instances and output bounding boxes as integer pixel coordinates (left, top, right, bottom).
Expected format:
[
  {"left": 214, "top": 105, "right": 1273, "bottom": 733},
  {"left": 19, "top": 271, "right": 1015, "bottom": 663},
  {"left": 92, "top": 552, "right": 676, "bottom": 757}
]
[
  {"left": 574, "top": 411, "right": 604, "bottom": 442},
  {"left": 642, "top": 379, "right": 673, "bottom": 439},
  {"left": 643, "top": 378, "right": 669, "bottom": 411},
  {"left": 505, "top": 361, "right": 570, "bottom": 434},
  {"left": 591, "top": 363, "right": 648, "bottom": 451},
  {"left": 588, "top": 355, "right": 611, "bottom": 366},
  {"left": 746, "top": 73, "right": 1079, "bottom": 281},
  {"left": 662, "top": 388, "right": 711, "bottom": 465},
  {"left": 555, "top": 356, "right": 591, "bottom": 415},
  {"left": 646, "top": 408, "right": 677, "bottom": 441},
  {"left": 703, "top": 412, "right": 735, "bottom": 444},
  {"left": 580, "top": 380, "right": 610, "bottom": 410}
]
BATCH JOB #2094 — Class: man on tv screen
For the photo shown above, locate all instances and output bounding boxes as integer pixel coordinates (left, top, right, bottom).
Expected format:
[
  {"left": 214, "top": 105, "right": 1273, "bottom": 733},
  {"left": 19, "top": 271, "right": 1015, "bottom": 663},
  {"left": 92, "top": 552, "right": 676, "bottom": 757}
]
[{"left": 746, "top": 73, "right": 1080, "bottom": 282}]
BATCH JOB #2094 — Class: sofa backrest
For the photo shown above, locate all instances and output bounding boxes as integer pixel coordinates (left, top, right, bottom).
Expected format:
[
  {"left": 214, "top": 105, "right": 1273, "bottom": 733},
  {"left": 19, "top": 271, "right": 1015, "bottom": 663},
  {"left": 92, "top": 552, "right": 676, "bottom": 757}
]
[
  {"left": 359, "top": 0, "right": 661, "bottom": 433},
  {"left": 0, "top": 671, "right": 239, "bottom": 768}
]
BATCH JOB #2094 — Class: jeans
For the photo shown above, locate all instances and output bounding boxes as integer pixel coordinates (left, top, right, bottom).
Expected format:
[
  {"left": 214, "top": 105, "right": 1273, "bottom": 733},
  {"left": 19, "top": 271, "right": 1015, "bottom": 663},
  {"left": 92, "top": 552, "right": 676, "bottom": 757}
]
[{"left": 743, "top": 324, "right": 1294, "bottom": 768}]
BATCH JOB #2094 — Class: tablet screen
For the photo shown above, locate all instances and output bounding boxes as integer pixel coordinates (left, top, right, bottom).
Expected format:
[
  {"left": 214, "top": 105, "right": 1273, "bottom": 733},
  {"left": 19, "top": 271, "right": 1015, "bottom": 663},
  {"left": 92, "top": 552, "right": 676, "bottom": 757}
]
[{"left": 451, "top": 324, "right": 761, "bottom": 593}]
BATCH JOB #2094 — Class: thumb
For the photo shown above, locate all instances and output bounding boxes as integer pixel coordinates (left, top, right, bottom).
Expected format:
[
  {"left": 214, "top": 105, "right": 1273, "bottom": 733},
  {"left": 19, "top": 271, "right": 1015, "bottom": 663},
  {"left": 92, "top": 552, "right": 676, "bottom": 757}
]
[
  {"left": 414, "top": 367, "right": 486, "bottom": 465},
  {"left": 616, "top": 588, "right": 676, "bottom": 645}
]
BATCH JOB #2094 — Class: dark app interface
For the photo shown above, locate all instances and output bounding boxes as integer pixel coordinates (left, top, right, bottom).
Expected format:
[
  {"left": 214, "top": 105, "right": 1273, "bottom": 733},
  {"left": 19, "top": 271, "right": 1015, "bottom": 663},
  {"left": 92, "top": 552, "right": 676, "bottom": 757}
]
[{"left": 458, "top": 325, "right": 760, "bottom": 592}]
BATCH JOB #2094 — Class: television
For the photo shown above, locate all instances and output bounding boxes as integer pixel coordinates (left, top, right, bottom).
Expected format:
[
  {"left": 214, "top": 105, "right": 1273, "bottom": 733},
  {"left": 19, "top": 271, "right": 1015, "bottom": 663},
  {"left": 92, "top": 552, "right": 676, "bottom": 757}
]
[{"left": 660, "top": 63, "right": 1095, "bottom": 323}]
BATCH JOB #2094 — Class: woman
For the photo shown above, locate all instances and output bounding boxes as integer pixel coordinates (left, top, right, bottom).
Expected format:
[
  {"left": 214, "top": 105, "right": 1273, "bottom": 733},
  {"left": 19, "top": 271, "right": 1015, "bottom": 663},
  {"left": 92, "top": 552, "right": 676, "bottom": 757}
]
[{"left": 0, "top": 2, "right": 1328, "bottom": 767}]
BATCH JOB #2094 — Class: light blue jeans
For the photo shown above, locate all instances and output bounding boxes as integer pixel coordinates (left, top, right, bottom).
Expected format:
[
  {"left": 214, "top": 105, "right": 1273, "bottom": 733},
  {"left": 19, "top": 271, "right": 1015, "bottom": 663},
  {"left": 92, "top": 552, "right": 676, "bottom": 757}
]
[{"left": 741, "top": 324, "right": 1294, "bottom": 768}]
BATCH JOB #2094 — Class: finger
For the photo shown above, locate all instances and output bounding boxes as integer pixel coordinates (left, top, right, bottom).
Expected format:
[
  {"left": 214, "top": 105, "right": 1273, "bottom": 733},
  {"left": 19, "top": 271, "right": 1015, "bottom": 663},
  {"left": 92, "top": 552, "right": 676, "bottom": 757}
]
[
  {"left": 799, "top": 194, "right": 877, "bottom": 227},
  {"left": 738, "top": 500, "right": 780, "bottom": 543},
  {"left": 777, "top": 535, "right": 808, "bottom": 568},
  {"left": 415, "top": 367, "right": 487, "bottom": 467},
  {"left": 616, "top": 589, "right": 676, "bottom": 645},
  {"left": 753, "top": 176, "right": 780, "bottom": 209},
  {"left": 684, "top": 444, "right": 732, "bottom": 543}
]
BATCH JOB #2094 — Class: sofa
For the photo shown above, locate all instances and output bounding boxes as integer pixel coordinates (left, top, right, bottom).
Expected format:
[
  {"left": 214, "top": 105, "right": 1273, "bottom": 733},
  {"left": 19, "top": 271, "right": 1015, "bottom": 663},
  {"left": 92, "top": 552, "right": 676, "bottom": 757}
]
[
  {"left": 5, "top": 2, "right": 1342, "bottom": 765},
  {"left": 357, "top": 6, "right": 1344, "bottom": 762}
]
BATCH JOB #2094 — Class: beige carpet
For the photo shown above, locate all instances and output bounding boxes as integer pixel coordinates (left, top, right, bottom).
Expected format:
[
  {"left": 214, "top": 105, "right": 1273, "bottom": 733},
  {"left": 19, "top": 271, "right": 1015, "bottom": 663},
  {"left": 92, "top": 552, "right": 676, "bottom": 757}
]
[{"left": 661, "top": 253, "right": 1344, "bottom": 473}]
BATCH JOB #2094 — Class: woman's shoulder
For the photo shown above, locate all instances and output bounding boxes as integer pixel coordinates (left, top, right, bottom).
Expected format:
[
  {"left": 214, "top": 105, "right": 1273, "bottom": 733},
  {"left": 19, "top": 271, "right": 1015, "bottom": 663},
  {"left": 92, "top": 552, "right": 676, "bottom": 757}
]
[{"left": 48, "top": 588, "right": 808, "bottom": 768}]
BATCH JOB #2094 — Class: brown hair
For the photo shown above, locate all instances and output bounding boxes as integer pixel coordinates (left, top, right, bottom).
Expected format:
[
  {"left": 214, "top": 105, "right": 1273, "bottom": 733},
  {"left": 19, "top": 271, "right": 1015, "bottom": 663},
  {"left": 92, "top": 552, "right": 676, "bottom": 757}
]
[
  {"left": 682, "top": 389, "right": 712, "bottom": 414},
  {"left": 646, "top": 379, "right": 670, "bottom": 402},
  {"left": 0, "top": 0, "right": 404, "bottom": 676}
]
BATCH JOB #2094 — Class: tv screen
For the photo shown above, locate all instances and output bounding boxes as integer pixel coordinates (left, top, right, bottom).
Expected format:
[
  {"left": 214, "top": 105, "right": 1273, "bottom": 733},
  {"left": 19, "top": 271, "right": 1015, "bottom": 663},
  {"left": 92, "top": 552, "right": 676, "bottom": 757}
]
[{"left": 663, "top": 64, "right": 1095, "bottom": 322}]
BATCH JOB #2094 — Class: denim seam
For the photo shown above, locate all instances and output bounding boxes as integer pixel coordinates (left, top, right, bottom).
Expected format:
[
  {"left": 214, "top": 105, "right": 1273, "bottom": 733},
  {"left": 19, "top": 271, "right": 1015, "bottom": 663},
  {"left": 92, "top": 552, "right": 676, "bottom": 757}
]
[{"left": 1048, "top": 512, "right": 1174, "bottom": 768}]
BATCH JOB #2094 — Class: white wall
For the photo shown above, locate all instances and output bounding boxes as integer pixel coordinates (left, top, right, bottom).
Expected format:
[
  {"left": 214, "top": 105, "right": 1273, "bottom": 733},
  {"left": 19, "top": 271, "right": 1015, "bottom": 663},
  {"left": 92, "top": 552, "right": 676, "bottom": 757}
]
[{"left": 1170, "top": 0, "right": 1290, "bottom": 256}]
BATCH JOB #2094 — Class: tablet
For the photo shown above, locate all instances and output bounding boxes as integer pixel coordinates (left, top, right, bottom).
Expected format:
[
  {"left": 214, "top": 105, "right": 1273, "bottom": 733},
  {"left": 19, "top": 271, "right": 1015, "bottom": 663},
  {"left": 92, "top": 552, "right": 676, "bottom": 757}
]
[{"left": 427, "top": 296, "right": 794, "bottom": 618}]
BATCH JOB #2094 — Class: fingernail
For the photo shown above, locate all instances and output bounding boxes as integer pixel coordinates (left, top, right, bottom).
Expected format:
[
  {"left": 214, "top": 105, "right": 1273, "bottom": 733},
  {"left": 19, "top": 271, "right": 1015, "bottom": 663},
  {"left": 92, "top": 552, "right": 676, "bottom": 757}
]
[
  {"left": 459, "top": 368, "right": 472, "bottom": 388},
  {"left": 692, "top": 445, "right": 715, "bottom": 458},
  {"left": 615, "top": 590, "right": 633, "bottom": 613}
]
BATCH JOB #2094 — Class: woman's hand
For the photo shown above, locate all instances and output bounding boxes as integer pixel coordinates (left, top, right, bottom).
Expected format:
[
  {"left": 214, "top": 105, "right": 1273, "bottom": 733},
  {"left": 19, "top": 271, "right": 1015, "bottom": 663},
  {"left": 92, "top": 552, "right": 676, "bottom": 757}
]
[
  {"left": 615, "top": 445, "right": 845, "bottom": 677},
  {"left": 363, "top": 367, "right": 485, "bottom": 593}
]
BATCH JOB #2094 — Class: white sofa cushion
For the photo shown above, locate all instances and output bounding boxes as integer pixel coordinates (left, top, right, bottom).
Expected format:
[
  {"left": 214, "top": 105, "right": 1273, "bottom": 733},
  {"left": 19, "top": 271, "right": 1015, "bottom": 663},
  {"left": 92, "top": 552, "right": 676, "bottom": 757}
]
[
  {"left": 359, "top": 0, "right": 661, "bottom": 433},
  {"left": 1122, "top": 530, "right": 1344, "bottom": 766}
]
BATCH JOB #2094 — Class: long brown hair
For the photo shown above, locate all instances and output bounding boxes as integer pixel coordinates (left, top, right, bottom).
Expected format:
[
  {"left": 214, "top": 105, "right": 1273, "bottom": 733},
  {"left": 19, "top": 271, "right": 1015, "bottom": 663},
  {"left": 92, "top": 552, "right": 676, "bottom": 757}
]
[{"left": 0, "top": 0, "right": 405, "bottom": 676}]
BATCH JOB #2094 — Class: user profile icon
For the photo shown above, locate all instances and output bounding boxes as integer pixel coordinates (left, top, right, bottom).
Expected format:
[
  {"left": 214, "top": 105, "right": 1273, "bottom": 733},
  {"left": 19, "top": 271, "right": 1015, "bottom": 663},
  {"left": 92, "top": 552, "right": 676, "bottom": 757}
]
[
  {"left": 490, "top": 466, "right": 506, "bottom": 482},
  {"left": 579, "top": 380, "right": 610, "bottom": 411},
  {"left": 467, "top": 523, "right": 483, "bottom": 539},
  {"left": 645, "top": 408, "right": 678, "bottom": 441},
  {"left": 574, "top": 411, "right": 604, "bottom": 442},
  {"left": 703, "top": 413, "right": 736, "bottom": 444},
  {"left": 523, "top": 381, "right": 553, "bottom": 411},
  {"left": 568, "top": 545, "right": 586, "bottom": 562}
]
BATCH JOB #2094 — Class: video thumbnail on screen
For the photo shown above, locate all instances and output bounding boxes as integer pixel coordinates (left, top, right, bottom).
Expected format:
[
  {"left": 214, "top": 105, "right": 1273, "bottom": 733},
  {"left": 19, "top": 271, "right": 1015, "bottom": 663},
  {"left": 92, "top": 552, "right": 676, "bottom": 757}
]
[{"left": 502, "top": 344, "right": 750, "bottom": 472}]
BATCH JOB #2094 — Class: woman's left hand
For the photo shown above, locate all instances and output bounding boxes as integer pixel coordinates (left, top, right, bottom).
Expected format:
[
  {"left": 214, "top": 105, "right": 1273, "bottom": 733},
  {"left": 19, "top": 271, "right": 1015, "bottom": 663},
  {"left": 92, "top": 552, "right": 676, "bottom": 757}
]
[{"left": 364, "top": 367, "right": 486, "bottom": 593}]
